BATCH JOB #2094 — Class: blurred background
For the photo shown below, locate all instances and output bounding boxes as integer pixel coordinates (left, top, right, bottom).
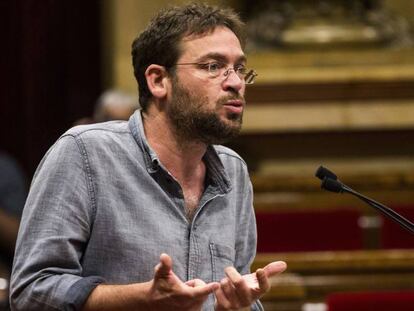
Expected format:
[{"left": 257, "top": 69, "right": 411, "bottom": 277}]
[{"left": 1, "top": 0, "right": 414, "bottom": 310}]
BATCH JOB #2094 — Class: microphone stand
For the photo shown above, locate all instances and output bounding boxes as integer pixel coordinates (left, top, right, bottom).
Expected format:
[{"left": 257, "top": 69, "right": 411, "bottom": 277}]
[
  {"left": 316, "top": 166, "right": 414, "bottom": 234},
  {"left": 339, "top": 183, "right": 414, "bottom": 234}
]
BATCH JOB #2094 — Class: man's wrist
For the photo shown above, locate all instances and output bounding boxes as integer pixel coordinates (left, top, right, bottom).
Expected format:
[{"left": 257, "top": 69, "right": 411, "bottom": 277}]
[{"left": 82, "top": 281, "right": 152, "bottom": 311}]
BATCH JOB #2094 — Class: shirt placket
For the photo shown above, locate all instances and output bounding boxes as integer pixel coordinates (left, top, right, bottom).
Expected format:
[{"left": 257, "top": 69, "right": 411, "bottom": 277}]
[{"left": 187, "top": 186, "right": 225, "bottom": 281}]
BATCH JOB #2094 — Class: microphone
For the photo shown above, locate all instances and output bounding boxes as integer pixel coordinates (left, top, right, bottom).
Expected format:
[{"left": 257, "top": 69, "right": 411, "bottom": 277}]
[
  {"left": 315, "top": 165, "right": 338, "bottom": 181},
  {"left": 315, "top": 166, "right": 414, "bottom": 234},
  {"left": 321, "top": 177, "right": 343, "bottom": 193}
]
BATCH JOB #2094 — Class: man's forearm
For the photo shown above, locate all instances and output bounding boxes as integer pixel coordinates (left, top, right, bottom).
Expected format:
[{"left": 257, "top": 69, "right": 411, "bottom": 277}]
[{"left": 82, "top": 282, "right": 151, "bottom": 311}]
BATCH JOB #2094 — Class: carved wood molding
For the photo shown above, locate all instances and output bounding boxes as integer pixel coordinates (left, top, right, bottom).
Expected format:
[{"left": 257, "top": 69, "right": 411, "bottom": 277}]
[
  {"left": 253, "top": 249, "right": 414, "bottom": 273},
  {"left": 246, "top": 80, "right": 414, "bottom": 103}
]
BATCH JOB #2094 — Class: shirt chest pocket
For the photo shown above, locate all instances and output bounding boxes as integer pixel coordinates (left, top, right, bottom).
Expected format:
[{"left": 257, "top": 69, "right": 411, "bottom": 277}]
[{"left": 209, "top": 242, "right": 235, "bottom": 282}]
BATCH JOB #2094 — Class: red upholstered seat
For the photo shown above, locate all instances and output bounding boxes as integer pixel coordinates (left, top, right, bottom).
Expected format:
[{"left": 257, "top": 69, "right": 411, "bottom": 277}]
[
  {"left": 381, "top": 205, "right": 414, "bottom": 249},
  {"left": 326, "top": 290, "right": 414, "bottom": 311},
  {"left": 255, "top": 208, "right": 363, "bottom": 252}
]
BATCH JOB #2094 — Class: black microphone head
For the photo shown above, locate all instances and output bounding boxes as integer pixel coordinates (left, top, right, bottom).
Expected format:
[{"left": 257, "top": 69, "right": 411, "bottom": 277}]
[
  {"left": 321, "top": 177, "right": 344, "bottom": 193},
  {"left": 315, "top": 166, "right": 338, "bottom": 181}
]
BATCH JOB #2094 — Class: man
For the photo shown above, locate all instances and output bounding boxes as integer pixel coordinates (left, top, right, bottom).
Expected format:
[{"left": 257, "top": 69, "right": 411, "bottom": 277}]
[{"left": 10, "top": 3, "right": 286, "bottom": 310}]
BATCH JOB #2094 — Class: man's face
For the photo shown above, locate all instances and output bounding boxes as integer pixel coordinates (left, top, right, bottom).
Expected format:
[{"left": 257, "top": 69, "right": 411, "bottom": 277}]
[{"left": 166, "top": 26, "right": 246, "bottom": 145}]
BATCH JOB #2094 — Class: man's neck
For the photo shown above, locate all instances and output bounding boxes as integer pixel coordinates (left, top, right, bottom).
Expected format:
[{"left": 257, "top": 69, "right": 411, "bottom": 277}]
[{"left": 142, "top": 109, "right": 207, "bottom": 184}]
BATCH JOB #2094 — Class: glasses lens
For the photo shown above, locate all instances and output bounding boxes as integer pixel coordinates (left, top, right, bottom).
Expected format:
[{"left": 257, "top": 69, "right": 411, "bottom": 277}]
[{"left": 207, "top": 63, "right": 222, "bottom": 77}]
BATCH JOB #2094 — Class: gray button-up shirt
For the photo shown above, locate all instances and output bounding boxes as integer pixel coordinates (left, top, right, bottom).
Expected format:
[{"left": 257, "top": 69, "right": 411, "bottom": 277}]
[{"left": 10, "top": 110, "right": 261, "bottom": 310}]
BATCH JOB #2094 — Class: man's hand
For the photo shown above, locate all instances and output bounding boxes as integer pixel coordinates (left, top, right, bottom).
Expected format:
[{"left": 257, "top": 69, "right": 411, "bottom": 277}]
[
  {"left": 214, "top": 261, "right": 287, "bottom": 310},
  {"left": 148, "top": 253, "right": 219, "bottom": 310},
  {"left": 83, "top": 253, "right": 219, "bottom": 311}
]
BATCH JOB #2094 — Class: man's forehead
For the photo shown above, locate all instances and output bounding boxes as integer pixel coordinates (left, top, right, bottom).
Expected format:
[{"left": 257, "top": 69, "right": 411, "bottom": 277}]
[
  {"left": 179, "top": 26, "right": 244, "bottom": 60},
  {"left": 182, "top": 26, "right": 240, "bottom": 42}
]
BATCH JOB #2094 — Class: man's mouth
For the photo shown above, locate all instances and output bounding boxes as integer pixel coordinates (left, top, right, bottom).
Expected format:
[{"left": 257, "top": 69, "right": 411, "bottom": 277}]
[{"left": 223, "top": 99, "right": 244, "bottom": 114}]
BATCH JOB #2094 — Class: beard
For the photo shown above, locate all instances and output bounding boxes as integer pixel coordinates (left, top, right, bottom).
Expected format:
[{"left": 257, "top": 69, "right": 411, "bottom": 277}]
[{"left": 167, "top": 79, "right": 244, "bottom": 145}]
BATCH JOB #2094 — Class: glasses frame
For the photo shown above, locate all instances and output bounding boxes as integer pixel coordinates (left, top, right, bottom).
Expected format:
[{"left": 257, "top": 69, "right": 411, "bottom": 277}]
[{"left": 174, "top": 61, "right": 258, "bottom": 85}]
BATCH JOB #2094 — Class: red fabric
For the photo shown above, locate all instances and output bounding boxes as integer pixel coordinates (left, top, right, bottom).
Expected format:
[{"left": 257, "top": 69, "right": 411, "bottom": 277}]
[
  {"left": 255, "top": 209, "right": 363, "bottom": 252},
  {"left": 327, "top": 290, "right": 414, "bottom": 311},
  {"left": 381, "top": 205, "right": 414, "bottom": 249}
]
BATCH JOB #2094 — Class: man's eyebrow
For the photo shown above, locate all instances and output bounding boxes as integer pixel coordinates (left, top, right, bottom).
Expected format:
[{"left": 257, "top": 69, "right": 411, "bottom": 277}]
[{"left": 197, "top": 53, "right": 246, "bottom": 64}]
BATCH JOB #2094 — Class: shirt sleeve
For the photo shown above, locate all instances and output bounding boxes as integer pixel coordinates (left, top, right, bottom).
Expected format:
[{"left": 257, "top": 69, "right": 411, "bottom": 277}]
[
  {"left": 10, "top": 135, "right": 105, "bottom": 311},
  {"left": 233, "top": 168, "right": 264, "bottom": 311},
  {"left": 234, "top": 176, "right": 257, "bottom": 275}
]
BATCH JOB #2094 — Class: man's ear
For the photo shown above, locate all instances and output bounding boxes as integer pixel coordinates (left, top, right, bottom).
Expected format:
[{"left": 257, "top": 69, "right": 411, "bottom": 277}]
[{"left": 145, "top": 64, "right": 170, "bottom": 99}]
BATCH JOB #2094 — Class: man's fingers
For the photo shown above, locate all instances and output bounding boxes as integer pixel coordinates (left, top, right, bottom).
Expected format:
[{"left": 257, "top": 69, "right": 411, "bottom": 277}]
[
  {"left": 185, "top": 278, "right": 206, "bottom": 287},
  {"left": 191, "top": 281, "right": 220, "bottom": 297},
  {"left": 220, "top": 278, "right": 239, "bottom": 305},
  {"left": 256, "top": 261, "right": 286, "bottom": 292},
  {"left": 225, "top": 267, "right": 249, "bottom": 292},
  {"left": 214, "top": 263, "right": 287, "bottom": 310},
  {"left": 185, "top": 280, "right": 196, "bottom": 287},
  {"left": 214, "top": 286, "right": 232, "bottom": 310},
  {"left": 224, "top": 267, "right": 251, "bottom": 305},
  {"left": 154, "top": 253, "right": 173, "bottom": 279},
  {"left": 256, "top": 268, "right": 270, "bottom": 292},
  {"left": 263, "top": 261, "right": 287, "bottom": 277},
  {"left": 255, "top": 262, "right": 286, "bottom": 297}
]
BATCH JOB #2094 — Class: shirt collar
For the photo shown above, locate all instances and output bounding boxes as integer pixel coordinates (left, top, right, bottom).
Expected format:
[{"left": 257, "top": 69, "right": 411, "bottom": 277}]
[
  {"left": 128, "top": 110, "right": 160, "bottom": 173},
  {"left": 128, "top": 109, "right": 231, "bottom": 193}
]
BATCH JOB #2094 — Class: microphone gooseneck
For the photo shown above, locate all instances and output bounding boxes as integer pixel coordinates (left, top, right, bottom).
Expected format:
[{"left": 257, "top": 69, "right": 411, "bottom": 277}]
[
  {"left": 321, "top": 177, "right": 344, "bottom": 193},
  {"left": 315, "top": 166, "right": 414, "bottom": 234}
]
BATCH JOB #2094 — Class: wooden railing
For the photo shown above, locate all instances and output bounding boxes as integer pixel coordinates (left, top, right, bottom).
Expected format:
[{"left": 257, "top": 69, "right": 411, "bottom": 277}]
[{"left": 253, "top": 249, "right": 414, "bottom": 311}]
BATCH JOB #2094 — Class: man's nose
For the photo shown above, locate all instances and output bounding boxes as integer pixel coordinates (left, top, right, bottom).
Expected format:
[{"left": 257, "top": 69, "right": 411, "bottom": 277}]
[{"left": 221, "top": 69, "right": 244, "bottom": 93}]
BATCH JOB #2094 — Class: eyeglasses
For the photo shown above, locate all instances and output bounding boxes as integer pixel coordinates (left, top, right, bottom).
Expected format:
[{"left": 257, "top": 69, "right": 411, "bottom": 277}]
[{"left": 174, "top": 61, "right": 258, "bottom": 85}]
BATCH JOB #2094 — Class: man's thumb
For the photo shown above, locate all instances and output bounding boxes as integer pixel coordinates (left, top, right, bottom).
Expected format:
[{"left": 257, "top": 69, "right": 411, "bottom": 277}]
[
  {"left": 263, "top": 261, "right": 287, "bottom": 277},
  {"left": 154, "top": 253, "right": 173, "bottom": 279}
]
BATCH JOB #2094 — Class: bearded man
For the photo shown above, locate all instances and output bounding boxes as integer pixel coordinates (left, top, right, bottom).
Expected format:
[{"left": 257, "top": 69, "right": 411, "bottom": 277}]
[{"left": 10, "top": 3, "right": 286, "bottom": 311}]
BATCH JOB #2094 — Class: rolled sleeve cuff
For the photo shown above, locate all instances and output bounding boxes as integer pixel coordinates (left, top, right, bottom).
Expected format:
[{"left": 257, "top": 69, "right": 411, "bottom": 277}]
[
  {"left": 252, "top": 299, "right": 264, "bottom": 311},
  {"left": 64, "top": 276, "right": 106, "bottom": 311}
]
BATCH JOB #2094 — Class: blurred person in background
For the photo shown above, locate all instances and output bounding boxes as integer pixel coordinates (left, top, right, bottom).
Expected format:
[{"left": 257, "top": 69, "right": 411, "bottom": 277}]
[
  {"left": 0, "top": 152, "right": 27, "bottom": 310},
  {"left": 0, "top": 152, "right": 26, "bottom": 266},
  {"left": 74, "top": 89, "right": 139, "bottom": 125}
]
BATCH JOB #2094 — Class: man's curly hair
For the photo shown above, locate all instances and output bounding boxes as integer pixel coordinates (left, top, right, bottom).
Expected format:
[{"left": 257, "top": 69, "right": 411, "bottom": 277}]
[{"left": 131, "top": 3, "right": 245, "bottom": 111}]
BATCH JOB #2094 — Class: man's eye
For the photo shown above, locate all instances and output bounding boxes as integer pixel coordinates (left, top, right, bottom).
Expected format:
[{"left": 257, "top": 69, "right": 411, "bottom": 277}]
[
  {"left": 207, "top": 62, "right": 225, "bottom": 72},
  {"left": 235, "top": 64, "right": 247, "bottom": 74}
]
